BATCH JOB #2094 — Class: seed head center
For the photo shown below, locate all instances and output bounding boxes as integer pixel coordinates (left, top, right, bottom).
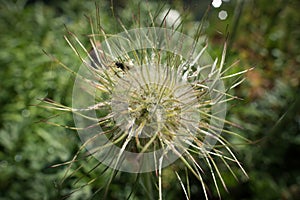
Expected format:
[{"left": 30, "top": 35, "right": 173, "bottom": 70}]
[{"left": 128, "top": 84, "right": 172, "bottom": 137}]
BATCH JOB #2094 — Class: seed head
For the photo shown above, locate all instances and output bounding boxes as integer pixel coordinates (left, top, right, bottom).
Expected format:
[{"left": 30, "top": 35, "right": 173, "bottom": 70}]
[{"left": 45, "top": 5, "right": 250, "bottom": 199}]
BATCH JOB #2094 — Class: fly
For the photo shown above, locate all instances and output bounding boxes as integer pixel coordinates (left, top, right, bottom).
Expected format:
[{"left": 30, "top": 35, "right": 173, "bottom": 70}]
[{"left": 115, "top": 61, "right": 130, "bottom": 71}]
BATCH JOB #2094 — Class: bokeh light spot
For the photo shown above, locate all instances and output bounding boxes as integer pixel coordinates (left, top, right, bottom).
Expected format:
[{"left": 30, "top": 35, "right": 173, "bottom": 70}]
[
  {"left": 218, "top": 10, "right": 228, "bottom": 20},
  {"left": 212, "top": 0, "right": 222, "bottom": 8}
]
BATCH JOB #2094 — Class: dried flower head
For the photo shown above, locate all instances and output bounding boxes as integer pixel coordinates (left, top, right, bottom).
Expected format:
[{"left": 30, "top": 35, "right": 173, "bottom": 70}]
[{"left": 44, "top": 4, "right": 250, "bottom": 200}]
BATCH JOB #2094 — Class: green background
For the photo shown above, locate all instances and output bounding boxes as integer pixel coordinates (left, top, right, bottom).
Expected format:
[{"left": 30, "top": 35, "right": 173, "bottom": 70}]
[{"left": 0, "top": 0, "right": 299, "bottom": 199}]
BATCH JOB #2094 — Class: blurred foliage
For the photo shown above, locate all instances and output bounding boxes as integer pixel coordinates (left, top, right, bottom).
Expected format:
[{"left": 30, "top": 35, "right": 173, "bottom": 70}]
[
  {"left": 0, "top": 0, "right": 299, "bottom": 199},
  {"left": 207, "top": 0, "right": 300, "bottom": 199},
  {"left": 0, "top": 0, "right": 97, "bottom": 199}
]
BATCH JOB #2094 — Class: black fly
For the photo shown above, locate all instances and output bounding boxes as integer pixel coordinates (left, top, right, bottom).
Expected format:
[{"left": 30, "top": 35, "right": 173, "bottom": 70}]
[{"left": 115, "top": 61, "right": 130, "bottom": 71}]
